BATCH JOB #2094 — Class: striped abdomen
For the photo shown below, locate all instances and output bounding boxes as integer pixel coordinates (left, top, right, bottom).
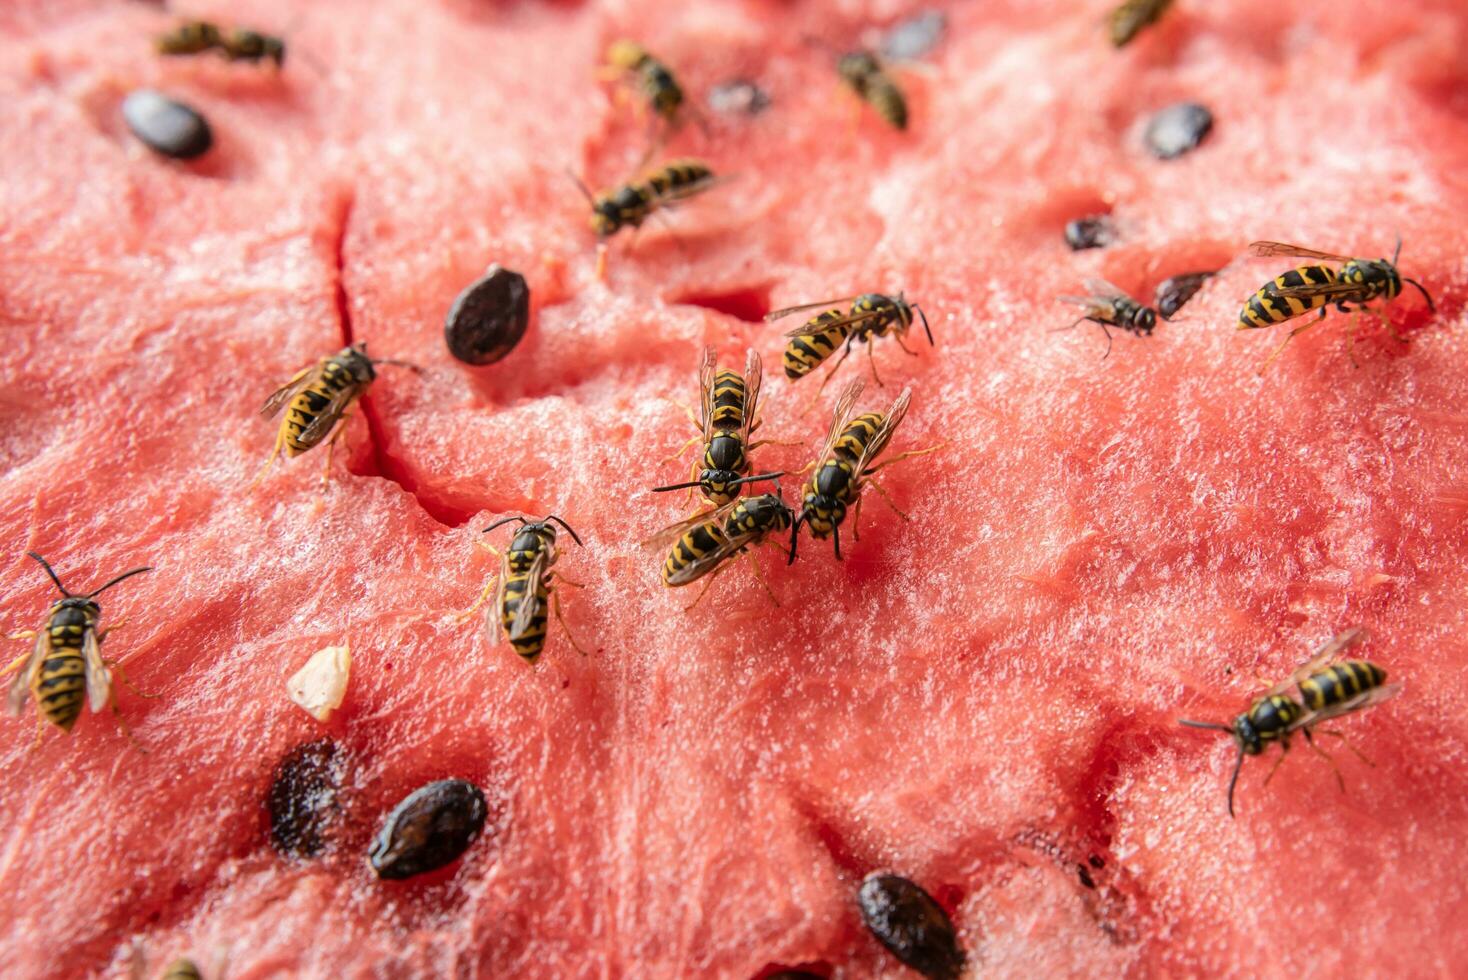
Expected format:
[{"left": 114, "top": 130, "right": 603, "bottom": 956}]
[
  {"left": 708, "top": 370, "right": 747, "bottom": 434},
  {"left": 36, "top": 608, "right": 91, "bottom": 731},
  {"left": 283, "top": 357, "right": 364, "bottom": 455},
  {"left": 1299, "top": 660, "right": 1386, "bottom": 712},
  {"left": 641, "top": 160, "right": 713, "bottom": 203},
  {"left": 862, "top": 76, "right": 907, "bottom": 130},
  {"left": 783, "top": 309, "right": 851, "bottom": 379},
  {"left": 663, "top": 519, "right": 730, "bottom": 585},
  {"left": 500, "top": 573, "right": 550, "bottom": 662},
  {"left": 641, "top": 61, "right": 683, "bottom": 119},
  {"left": 832, "top": 413, "right": 883, "bottom": 462},
  {"left": 1239, "top": 265, "right": 1336, "bottom": 329}
]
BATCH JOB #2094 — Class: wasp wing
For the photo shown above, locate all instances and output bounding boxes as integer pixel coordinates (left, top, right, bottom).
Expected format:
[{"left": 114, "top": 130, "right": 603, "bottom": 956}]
[
  {"left": 782, "top": 307, "right": 886, "bottom": 339},
  {"left": 697, "top": 345, "right": 718, "bottom": 444},
  {"left": 739, "top": 347, "right": 764, "bottom": 446},
  {"left": 82, "top": 625, "right": 113, "bottom": 713},
  {"left": 5, "top": 631, "right": 46, "bottom": 716},
  {"left": 484, "top": 559, "right": 508, "bottom": 646},
  {"left": 1248, "top": 241, "right": 1354, "bottom": 262},
  {"left": 810, "top": 377, "right": 867, "bottom": 468},
  {"left": 508, "top": 549, "right": 549, "bottom": 641},
  {"left": 295, "top": 382, "right": 365, "bottom": 448},
  {"left": 1057, "top": 295, "right": 1116, "bottom": 320},
  {"left": 852, "top": 386, "right": 913, "bottom": 475},
  {"left": 258, "top": 364, "right": 319, "bottom": 420},
  {"left": 663, "top": 523, "right": 760, "bottom": 587},
  {"left": 1285, "top": 682, "right": 1401, "bottom": 735},
  {"left": 1256, "top": 628, "right": 1372, "bottom": 700},
  {"left": 640, "top": 500, "right": 739, "bottom": 553},
  {"left": 1270, "top": 281, "right": 1363, "bottom": 303},
  {"left": 1082, "top": 277, "right": 1134, "bottom": 301}
]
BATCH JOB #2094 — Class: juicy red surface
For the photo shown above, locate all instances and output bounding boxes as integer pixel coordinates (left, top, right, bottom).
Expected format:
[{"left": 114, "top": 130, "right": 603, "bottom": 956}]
[{"left": 3, "top": 1, "right": 1468, "bottom": 977}]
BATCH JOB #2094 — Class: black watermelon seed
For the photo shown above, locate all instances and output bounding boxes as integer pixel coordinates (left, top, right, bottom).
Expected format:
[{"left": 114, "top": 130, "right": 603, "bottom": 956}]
[
  {"left": 1089, "top": 853, "right": 1106, "bottom": 869},
  {"left": 369, "top": 779, "right": 487, "bottom": 880},
  {"left": 444, "top": 265, "right": 531, "bottom": 366},
  {"left": 708, "top": 80, "right": 771, "bottom": 116},
  {"left": 1154, "top": 270, "right": 1218, "bottom": 319},
  {"left": 1077, "top": 864, "right": 1097, "bottom": 889},
  {"left": 881, "top": 10, "right": 947, "bottom": 61},
  {"left": 122, "top": 89, "right": 213, "bottom": 160},
  {"left": 1144, "top": 102, "right": 1213, "bottom": 159},
  {"left": 1064, "top": 215, "right": 1116, "bottom": 251},
  {"left": 267, "top": 738, "right": 341, "bottom": 859},
  {"left": 857, "top": 873, "right": 965, "bottom": 980}
]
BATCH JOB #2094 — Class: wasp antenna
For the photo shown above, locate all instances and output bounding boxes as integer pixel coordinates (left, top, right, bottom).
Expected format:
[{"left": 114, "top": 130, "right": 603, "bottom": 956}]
[
  {"left": 371, "top": 357, "right": 423, "bottom": 373},
  {"left": 1392, "top": 234, "right": 1403, "bottom": 266},
  {"left": 915, "top": 304, "right": 934, "bottom": 346},
  {"left": 26, "top": 552, "right": 71, "bottom": 597},
  {"left": 543, "top": 515, "right": 584, "bottom": 547},
  {"left": 787, "top": 515, "right": 802, "bottom": 565},
  {"left": 651, "top": 480, "right": 705, "bottom": 493},
  {"left": 88, "top": 565, "right": 153, "bottom": 598},
  {"left": 732, "top": 471, "right": 786, "bottom": 487},
  {"left": 482, "top": 515, "right": 528, "bottom": 535},
  {"left": 1225, "top": 745, "right": 1245, "bottom": 819},
  {"left": 1403, "top": 277, "right": 1436, "bottom": 313},
  {"left": 1178, "top": 718, "right": 1233, "bottom": 733},
  {"left": 565, "top": 168, "right": 596, "bottom": 205}
]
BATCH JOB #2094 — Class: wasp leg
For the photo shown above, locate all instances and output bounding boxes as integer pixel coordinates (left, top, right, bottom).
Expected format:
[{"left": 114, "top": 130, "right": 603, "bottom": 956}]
[
  {"left": 1301, "top": 728, "right": 1346, "bottom": 793},
  {"left": 747, "top": 549, "right": 780, "bottom": 607},
  {"left": 595, "top": 243, "right": 610, "bottom": 282},
  {"left": 33, "top": 716, "right": 45, "bottom": 750},
  {"left": 1314, "top": 728, "right": 1375, "bottom": 768},
  {"left": 831, "top": 522, "right": 843, "bottom": 561},
  {"left": 683, "top": 560, "right": 733, "bottom": 612},
  {"left": 1257, "top": 317, "right": 1323, "bottom": 375},
  {"left": 862, "top": 442, "right": 944, "bottom": 477},
  {"left": 851, "top": 494, "right": 864, "bottom": 542},
  {"left": 815, "top": 338, "right": 860, "bottom": 396},
  {"left": 107, "top": 687, "right": 147, "bottom": 753},
  {"left": 865, "top": 337, "right": 885, "bottom": 388},
  {"left": 1343, "top": 310, "right": 1361, "bottom": 369},
  {"left": 550, "top": 589, "right": 588, "bottom": 655},
  {"left": 893, "top": 334, "right": 919, "bottom": 357},
  {"left": 97, "top": 617, "right": 129, "bottom": 641},
  {"left": 1, "top": 645, "right": 35, "bottom": 679},
  {"left": 5, "top": 629, "right": 38, "bottom": 643},
  {"left": 455, "top": 575, "right": 499, "bottom": 624},
  {"left": 747, "top": 438, "right": 803, "bottom": 450},
  {"left": 1261, "top": 741, "right": 1293, "bottom": 786},
  {"left": 865, "top": 478, "right": 910, "bottom": 521},
  {"left": 548, "top": 572, "right": 585, "bottom": 590},
  {"left": 104, "top": 658, "right": 158, "bottom": 700},
  {"left": 251, "top": 425, "right": 288, "bottom": 487}
]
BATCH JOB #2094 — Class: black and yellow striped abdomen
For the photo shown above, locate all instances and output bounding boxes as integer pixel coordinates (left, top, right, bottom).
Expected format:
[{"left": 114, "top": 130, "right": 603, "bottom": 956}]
[
  {"left": 832, "top": 413, "right": 883, "bottom": 462},
  {"left": 663, "top": 521, "right": 728, "bottom": 585},
  {"left": 500, "top": 573, "right": 550, "bottom": 662},
  {"left": 37, "top": 607, "right": 92, "bottom": 731},
  {"left": 1239, "top": 265, "right": 1337, "bottom": 329},
  {"left": 641, "top": 61, "right": 683, "bottom": 119},
  {"left": 1299, "top": 660, "right": 1386, "bottom": 712},
  {"left": 283, "top": 356, "right": 364, "bottom": 455},
  {"left": 707, "top": 369, "right": 747, "bottom": 433},
  {"left": 862, "top": 76, "right": 907, "bottom": 130},
  {"left": 783, "top": 309, "right": 850, "bottom": 379},
  {"left": 641, "top": 160, "right": 712, "bottom": 201}
]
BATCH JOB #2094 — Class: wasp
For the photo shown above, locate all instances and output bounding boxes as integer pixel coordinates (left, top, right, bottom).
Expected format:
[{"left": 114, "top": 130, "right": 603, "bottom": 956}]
[
  {"left": 1108, "top": 0, "right": 1174, "bottom": 47},
  {"left": 790, "top": 379, "right": 937, "bottom": 562},
  {"left": 1056, "top": 279, "right": 1157, "bottom": 358},
  {"left": 157, "top": 21, "right": 286, "bottom": 68},
  {"left": 766, "top": 292, "right": 933, "bottom": 391},
  {"left": 653, "top": 346, "right": 784, "bottom": 506},
  {"left": 572, "top": 158, "right": 717, "bottom": 241},
  {"left": 646, "top": 491, "right": 794, "bottom": 608},
  {"left": 255, "top": 344, "right": 415, "bottom": 486},
  {"left": 2, "top": 552, "right": 152, "bottom": 742},
  {"left": 836, "top": 49, "right": 908, "bottom": 130},
  {"left": 1180, "top": 628, "right": 1399, "bottom": 817},
  {"left": 604, "top": 40, "right": 685, "bottom": 127},
  {"left": 1239, "top": 239, "right": 1436, "bottom": 371},
  {"left": 467, "top": 515, "right": 586, "bottom": 664}
]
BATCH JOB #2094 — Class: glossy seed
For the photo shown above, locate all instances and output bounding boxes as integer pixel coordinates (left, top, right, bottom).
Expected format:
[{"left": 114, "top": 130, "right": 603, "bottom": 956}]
[
  {"left": 1154, "top": 270, "right": 1217, "bottom": 319},
  {"left": 268, "top": 739, "right": 341, "bottom": 859},
  {"left": 122, "top": 89, "right": 213, "bottom": 159},
  {"left": 881, "top": 10, "right": 947, "bottom": 61},
  {"left": 708, "top": 80, "right": 771, "bottom": 115},
  {"left": 444, "top": 265, "right": 531, "bottom": 365},
  {"left": 1064, "top": 215, "right": 1115, "bottom": 251},
  {"left": 857, "top": 873, "right": 965, "bottom": 980},
  {"left": 369, "top": 779, "right": 487, "bottom": 880},
  {"left": 1144, "top": 102, "right": 1213, "bottom": 159}
]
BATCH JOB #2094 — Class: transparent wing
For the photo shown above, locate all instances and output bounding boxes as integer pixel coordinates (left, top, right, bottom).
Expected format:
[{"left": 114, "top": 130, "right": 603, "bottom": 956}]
[
  {"left": 1058, "top": 295, "right": 1116, "bottom": 319},
  {"left": 648, "top": 173, "right": 724, "bottom": 206},
  {"left": 1285, "top": 682, "right": 1401, "bottom": 735},
  {"left": 1271, "top": 281, "right": 1364, "bottom": 302},
  {"left": 663, "top": 527, "right": 752, "bottom": 586},
  {"left": 1257, "top": 628, "right": 1372, "bottom": 699},
  {"left": 5, "top": 631, "right": 45, "bottom": 716},
  {"left": 739, "top": 347, "right": 763, "bottom": 445},
  {"left": 296, "top": 383, "right": 363, "bottom": 447},
  {"left": 508, "top": 550, "right": 548, "bottom": 641},
  {"left": 783, "top": 307, "right": 885, "bottom": 339},
  {"left": 641, "top": 500, "right": 739, "bottom": 553},
  {"left": 697, "top": 345, "right": 718, "bottom": 444},
  {"left": 1249, "top": 241, "right": 1353, "bottom": 262},
  {"left": 852, "top": 386, "right": 912, "bottom": 474},
  {"left": 765, "top": 296, "right": 863, "bottom": 322},
  {"left": 82, "top": 626, "right": 112, "bottom": 713},
  {"left": 811, "top": 377, "right": 867, "bottom": 467},
  {"left": 1083, "top": 277, "right": 1132, "bottom": 300},
  {"left": 258, "top": 364, "right": 318, "bottom": 420},
  {"left": 484, "top": 561, "right": 507, "bottom": 646}
]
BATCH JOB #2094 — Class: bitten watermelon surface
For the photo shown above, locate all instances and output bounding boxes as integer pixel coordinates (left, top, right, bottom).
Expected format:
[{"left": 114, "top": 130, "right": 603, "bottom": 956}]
[{"left": 2, "top": 1, "right": 1468, "bottom": 977}]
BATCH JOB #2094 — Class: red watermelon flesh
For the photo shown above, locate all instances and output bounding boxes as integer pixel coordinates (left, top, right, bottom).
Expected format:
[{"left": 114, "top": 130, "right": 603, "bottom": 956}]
[{"left": 3, "top": 0, "right": 1468, "bottom": 976}]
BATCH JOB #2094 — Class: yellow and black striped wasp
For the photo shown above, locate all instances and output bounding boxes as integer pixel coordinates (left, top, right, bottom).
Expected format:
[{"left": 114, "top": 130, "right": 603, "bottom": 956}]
[
  {"left": 255, "top": 344, "right": 416, "bottom": 487},
  {"left": 572, "top": 158, "right": 718, "bottom": 241},
  {"left": 835, "top": 49, "right": 908, "bottom": 130},
  {"left": 766, "top": 292, "right": 933, "bottom": 391},
  {"left": 602, "top": 40, "right": 688, "bottom": 133},
  {"left": 2, "top": 552, "right": 152, "bottom": 743},
  {"left": 1239, "top": 239, "right": 1436, "bottom": 371},
  {"left": 645, "top": 490, "right": 794, "bottom": 609},
  {"left": 157, "top": 20, "right": 286, "bottom": 68},
  {"left": 790, "top": 378, "right": 937, "bottom": 562},
  {"left": 466, "top": 515, "right": 586, "bottom": 664},
  {"left": 1180, "top": 628, "right": 1399, "bottom": 817},
  {"left": 1055, "top": 279, "right": 1157, "bottom": 358},
  {"left": 653, "top": 346, "right": 784, "bottom": 507}
]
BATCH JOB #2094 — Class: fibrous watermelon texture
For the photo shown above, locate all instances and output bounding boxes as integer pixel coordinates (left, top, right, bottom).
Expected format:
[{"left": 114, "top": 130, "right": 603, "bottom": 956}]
[{"left": 2, "top": 0, "right": 1468, "bottom": 977}]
